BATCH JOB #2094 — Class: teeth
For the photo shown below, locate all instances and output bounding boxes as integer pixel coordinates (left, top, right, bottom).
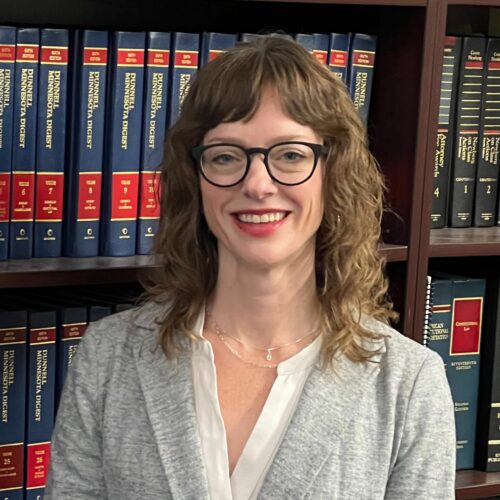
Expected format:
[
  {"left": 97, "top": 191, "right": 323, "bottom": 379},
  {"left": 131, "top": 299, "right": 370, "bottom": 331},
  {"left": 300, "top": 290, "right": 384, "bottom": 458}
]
[{"left": 237, "top": 212, "right": 286, "bottom": 224}]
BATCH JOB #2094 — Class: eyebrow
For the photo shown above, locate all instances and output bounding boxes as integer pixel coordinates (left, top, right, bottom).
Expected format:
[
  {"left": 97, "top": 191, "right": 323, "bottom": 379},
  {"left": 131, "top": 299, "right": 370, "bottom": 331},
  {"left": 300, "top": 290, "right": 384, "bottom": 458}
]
[{"left": 204, "top": 135, "right": 319, "bottom": 145}]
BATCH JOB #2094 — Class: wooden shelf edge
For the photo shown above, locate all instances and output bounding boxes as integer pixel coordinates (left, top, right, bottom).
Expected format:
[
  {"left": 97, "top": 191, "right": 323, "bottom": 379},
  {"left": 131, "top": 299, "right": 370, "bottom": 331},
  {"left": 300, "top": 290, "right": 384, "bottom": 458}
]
[
  {"left": 0, "top": 255, "right": 158, "bottom": 288},
  {"left": 456, "top": 470, "right": 500, "bottom": 499},
  {"left": 430, "top": 228, "right": 500, "bottom": 258},
  {"left": 379, "top": 243, "right": 408, "bottom": 262}
]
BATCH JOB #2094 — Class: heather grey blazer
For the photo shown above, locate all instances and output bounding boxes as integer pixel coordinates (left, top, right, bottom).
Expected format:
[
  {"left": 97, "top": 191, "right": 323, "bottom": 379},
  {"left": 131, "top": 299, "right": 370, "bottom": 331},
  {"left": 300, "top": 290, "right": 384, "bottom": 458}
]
[{"left": 45, "top": 302, "right": 456, "bottom": 500}]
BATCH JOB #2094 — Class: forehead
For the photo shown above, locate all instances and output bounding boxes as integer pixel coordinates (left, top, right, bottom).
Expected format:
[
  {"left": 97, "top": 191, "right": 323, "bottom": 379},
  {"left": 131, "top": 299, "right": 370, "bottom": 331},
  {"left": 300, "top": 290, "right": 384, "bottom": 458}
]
[{"left": 203, "top": 87, "right": 321, "bottom": 146}]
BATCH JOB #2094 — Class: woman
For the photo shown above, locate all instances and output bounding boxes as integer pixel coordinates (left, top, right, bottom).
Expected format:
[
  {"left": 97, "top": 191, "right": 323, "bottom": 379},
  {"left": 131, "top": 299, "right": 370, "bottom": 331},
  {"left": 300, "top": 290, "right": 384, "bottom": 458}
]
[{"left": 46, "top": 36, "right": 455, "bottom": 499}]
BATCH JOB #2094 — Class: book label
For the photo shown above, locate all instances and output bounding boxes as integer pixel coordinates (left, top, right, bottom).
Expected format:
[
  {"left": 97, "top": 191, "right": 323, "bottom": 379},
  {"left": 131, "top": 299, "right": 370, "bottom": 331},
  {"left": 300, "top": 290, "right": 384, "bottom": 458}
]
[
  {"left": 0, "top": 173, "right": 10, "bottom": 222},
  {"left": 25, "top": 442, "right": 50, "bottom": 489},
  {"left": 11, "top": 172, "right": 35, "bottom": 221},
  {"left": 77, "top": 172, "right": 102, "bottom": 220},
  {"left": 111, "top": 172, "right": 139, "bottom": 220},
  {"left": 138, "top": 171, "right": 161, "bottom": 218},
  {"left": 451, "top": 297, "right": 483, "bottom": 354},
  {"left": 174, "top": 51, "right": 198, "bottom": 68},
  {"left": 0, "top": 443, "right": 24, "bottom": 490},
  {"left": 34, "top": 173, "right": 63, "bottom": 221}
]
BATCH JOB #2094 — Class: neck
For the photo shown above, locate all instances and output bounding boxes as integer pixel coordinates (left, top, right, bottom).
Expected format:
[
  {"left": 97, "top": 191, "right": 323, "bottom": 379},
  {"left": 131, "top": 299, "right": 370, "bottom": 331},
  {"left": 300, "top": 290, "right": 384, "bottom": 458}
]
[{"left": 207, "top": 253, "right": 321, "bottom": 348}]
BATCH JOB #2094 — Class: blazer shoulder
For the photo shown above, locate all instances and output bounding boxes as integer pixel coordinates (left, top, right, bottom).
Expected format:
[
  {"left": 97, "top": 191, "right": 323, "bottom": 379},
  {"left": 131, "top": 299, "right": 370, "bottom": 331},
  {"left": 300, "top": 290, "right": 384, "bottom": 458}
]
[{"left": 362, "top": 316, "right": 445, "bottom": 380}]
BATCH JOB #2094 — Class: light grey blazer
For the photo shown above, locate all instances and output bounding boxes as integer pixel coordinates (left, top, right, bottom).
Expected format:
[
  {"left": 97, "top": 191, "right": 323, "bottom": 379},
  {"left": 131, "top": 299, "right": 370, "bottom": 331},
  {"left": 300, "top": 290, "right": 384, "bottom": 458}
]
[{"left": 45, "top": 301, "right": 456, "bottom": 499}]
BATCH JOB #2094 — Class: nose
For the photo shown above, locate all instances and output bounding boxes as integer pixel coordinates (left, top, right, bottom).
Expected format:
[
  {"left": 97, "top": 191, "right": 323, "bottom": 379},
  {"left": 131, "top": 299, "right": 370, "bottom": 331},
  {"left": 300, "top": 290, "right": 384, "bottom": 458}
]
[{"left": 240, "top": 153, "right": 278, "bottom": 199}]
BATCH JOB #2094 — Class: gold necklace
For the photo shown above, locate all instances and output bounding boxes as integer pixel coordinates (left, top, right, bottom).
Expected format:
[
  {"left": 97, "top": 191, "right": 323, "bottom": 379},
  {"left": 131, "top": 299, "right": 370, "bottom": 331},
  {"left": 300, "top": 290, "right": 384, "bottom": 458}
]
[{"left": 206, "top": 310, "right": 320, "bottom": 368}]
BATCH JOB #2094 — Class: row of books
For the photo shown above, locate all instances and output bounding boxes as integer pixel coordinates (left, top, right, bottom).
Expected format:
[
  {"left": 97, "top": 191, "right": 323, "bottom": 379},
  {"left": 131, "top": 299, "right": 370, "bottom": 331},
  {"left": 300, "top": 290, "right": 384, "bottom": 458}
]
[
  {"left": 0, "top": 285, "right": 140, "bottom": 499},
  {"left": 424, "top": 272, "right": 500, "bottom": 471},
  {"left": 431, "top": 36, "right": 500, "bottom": 229},
  {"left": 0, "top": 26, "right": 377, "bottom": 261}
]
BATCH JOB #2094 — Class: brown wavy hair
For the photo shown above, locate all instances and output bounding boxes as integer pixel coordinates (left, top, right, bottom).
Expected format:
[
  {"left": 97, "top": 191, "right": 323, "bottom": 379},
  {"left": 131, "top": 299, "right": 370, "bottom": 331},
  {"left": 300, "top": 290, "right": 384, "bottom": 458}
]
[{"left": 143, "top": 35, "right": 397, "bottom": 366}]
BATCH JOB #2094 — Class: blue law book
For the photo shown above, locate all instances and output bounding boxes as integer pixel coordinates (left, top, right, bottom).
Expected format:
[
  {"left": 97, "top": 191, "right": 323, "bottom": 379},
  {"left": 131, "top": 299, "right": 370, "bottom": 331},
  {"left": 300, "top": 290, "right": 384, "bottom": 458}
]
[
  {"left": 24, "top": 309, "right": 57, "bottom": 499},
  {"left": 425, "top": 274, "right": 485, "bottom": 469},
  {"left": 100, "top": 31, "right": 146, "bottom": 256},
  {"left": 0, "top": 310, "right": 27, "bottom": 500},
  {"left": 137, "top": 32, "right": 170, "bottom": 255},
  {"left": 312, "top": 33, "right": 329, "bottom": 66},
  {"left": 63, "top": 30, "right": 109, "bottom": 257},
  {"left": 56, "top": 306, "right": 87, "bottom": 409},
  {"left": 10, "top": 28, "right": 40, "bottom": 259},
  {"left": 295, "top": 34, "right": 314, "bottom": 54},
  {"left": 200, "top": 32, "right": 237, "bottom": 67},
  {"left": 328, "top": 33, "right": 350, "bottom": 83},
  {"left": 348, "top": 33, "right": 377, "bottom": 124},
  {"left": 168, "top": 32, "right": 199, "bottom": 126},
  {"left": 239, "top": 33, "right": 262, "bottom": 43},
  {"left": 34, "top": 29, "right": 69, "bottom": 257},
  {"left": 0, "top": 26, "right": 16, "bottom": 260}
]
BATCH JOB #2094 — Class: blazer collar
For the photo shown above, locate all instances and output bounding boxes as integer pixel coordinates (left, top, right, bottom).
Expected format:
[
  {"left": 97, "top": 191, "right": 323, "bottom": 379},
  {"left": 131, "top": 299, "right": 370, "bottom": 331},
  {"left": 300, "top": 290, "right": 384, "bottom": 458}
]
[{"left": 131, "top": 302, "right": 210, "bottom": 499}]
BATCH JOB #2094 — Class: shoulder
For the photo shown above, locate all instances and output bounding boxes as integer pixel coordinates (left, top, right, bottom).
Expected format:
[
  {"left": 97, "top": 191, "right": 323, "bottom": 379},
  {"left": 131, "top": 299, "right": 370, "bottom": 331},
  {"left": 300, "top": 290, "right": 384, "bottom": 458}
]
[
  {"left": 360, "top": 316, "right": 448, "bottom": 398},
  {"left": 73, "top": 300, "right": 169, "bottom": 366}
]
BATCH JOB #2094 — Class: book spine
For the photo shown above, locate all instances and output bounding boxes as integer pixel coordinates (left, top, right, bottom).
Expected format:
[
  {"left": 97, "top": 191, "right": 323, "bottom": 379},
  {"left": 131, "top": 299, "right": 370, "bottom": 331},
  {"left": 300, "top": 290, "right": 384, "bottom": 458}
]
[
  {"left": 449, "top": 278, "right": 485, "bottom": 469},
  {"left": 100, "top": 31, "right": 146, "bottom": 257},
  {"left": 431, "top": 36, "right": 462, "bottom": 229},
  {"left": 294, "top": 34, "right": 314, "bottom": 54},
  {"left": 168, "top": 32, "right": 199, "bottom": 126},
  {"left": 63, "top": 30, "right": 109, "bottom": 257},
  {"left": 34, "top": 29, "right": 69, "bottom": 257},
  {"left": 63, "top": 30, "right": 108, "bottom": 257},
  {"left": 348, "top": 33, "right": 377, "bottom": 124},
  {"left": 449, "top": 37, "right": 487, "bottom": 227},
  {"left": 25, "top": 311, "right": 56, "bottom": 499},
  {"left": 0, "top": 27, "right": 16, "bottom": 260},
  {"left": 328, "top": 33, "right": 350, "bottom": 84},
  {"left": 474, "top": 38, "right": 500, "bottom": 226},
  {"left": 137, "top": 32, "right": 170, "bottom": 255},
  {"left": 474, "top": 274, "right": 500, "bottom": 471},
  {"left": 312, "top": 33, "right": 329, "bottom": 66},
  {"left": 10, "top": 28, "right": 40, "bottom": 259},
  {"left": 56, "top": 307, "right": 87, "bottom": 409},
  {"left": 200, "top": 32, "right": 237, "bottom": 67},
  {"left": 0, "top": 311, "right": 27, "bottom": 500}
]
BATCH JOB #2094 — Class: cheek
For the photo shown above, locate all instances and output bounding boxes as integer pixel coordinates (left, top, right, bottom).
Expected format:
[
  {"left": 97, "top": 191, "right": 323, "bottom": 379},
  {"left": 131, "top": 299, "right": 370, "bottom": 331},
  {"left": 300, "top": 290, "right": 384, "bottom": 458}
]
[{"left": 199, "top": 182, "right": 228, "bottom": 233}]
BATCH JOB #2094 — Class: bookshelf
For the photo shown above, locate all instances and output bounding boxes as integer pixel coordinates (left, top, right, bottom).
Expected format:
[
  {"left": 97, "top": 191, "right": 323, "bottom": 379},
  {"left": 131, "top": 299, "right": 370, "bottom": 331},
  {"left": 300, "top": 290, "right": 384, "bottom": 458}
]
[{"left": 1, "top": 0, "right": 499, "bottom": 497}]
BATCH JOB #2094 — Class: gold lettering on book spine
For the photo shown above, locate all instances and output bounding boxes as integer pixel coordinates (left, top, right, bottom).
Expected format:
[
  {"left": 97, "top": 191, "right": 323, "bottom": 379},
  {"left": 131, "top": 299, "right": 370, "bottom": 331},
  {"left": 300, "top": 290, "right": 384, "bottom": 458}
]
[
  {"left": 86, "top": 71, "right": 101, "bottom": 150},
  {"left": 19, "top": 68, "right": 34, "bottom": 148},
  {"left": 34, "top": 349, "right": 48, "bottom": 422},
  {"left": 353, "top": 71, "right": 367, "bottom": 111},
  {"left": 458, "top": 135, "right": 478, "bottom": 165},
  {"left": 45, "top": 70, "right": 61, "bottom": 149},
  {"left": 148, "top": 72, "right": 164, "bottom": 149},
  {"left": 2, "top": 350, "right": 15, "bottom": 424},
  {"left": 121, "top": 72, "right": 137, "bottom": 150},
  {"left": 0, "top": 68, "right": 12, "bottom": 149}
]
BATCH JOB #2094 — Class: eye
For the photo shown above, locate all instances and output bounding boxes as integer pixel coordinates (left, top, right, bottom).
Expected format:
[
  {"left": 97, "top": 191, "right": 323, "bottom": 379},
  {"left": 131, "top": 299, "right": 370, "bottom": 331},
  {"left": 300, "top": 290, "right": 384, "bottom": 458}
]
[
  {"left": 212, "top": 153, "right": 240, "bottom": 164},
  {"left": 280, "top": 151, "right": 305, "bottom": 162}
]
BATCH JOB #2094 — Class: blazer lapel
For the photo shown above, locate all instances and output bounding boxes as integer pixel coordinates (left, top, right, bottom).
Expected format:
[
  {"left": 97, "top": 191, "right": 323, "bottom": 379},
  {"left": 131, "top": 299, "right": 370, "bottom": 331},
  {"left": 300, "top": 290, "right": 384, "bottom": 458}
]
[
  {"left": 259, "top": 339, "right": 387, "bottom": 499},
  {"left": 132, "top": 303, "right": 210, "bottom": 499}
]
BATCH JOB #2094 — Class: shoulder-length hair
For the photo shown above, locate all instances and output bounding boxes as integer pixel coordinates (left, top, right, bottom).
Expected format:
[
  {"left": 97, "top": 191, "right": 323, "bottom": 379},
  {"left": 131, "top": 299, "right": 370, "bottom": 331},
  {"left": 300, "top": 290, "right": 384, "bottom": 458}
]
[{"left": 143, "top": 35, "right": 397, "bottom": 366}]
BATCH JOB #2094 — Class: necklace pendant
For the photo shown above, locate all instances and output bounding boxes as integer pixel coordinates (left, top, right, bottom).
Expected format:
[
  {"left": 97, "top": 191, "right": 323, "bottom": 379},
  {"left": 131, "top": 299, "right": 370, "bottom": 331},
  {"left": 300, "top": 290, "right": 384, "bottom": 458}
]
[{"left": 266, "top": 350, "right": 272, "bottom": 361}]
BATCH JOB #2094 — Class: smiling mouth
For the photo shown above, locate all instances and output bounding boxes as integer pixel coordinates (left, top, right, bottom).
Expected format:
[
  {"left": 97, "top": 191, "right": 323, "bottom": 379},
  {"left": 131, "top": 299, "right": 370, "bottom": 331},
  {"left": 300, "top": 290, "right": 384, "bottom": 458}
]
[{"left": 234, "top": 212, "right": 289, "bottom": 224}]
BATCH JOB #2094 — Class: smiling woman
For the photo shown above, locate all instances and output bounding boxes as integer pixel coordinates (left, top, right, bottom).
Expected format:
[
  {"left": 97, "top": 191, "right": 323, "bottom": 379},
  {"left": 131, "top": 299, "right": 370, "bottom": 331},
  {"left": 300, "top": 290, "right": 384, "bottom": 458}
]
[{"left": 45, "top": 35, "right": 456, "bottom": 500}]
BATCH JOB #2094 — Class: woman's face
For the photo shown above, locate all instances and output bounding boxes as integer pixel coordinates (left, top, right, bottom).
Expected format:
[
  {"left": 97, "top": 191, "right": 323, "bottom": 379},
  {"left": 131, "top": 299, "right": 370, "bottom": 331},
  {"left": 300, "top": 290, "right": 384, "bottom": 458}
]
[{"left": 199, "top": 86, "right": 325, "bottom": 272}]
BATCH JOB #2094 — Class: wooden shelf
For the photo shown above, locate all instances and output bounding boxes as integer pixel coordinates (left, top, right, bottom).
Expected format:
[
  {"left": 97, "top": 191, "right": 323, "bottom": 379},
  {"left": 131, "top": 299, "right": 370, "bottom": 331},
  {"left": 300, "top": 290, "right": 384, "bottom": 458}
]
[
  {"left": 379, "top": 243, "right": 408, "bottom": 262},
  {"left": 456, "top": 470, "right": 500, "bottom": 499},
  {"left": 429, "top": 228, "right": 500, "bottom": 258},
  {"left": 0, "top": 255, "right": 157, "bottom": 288}
]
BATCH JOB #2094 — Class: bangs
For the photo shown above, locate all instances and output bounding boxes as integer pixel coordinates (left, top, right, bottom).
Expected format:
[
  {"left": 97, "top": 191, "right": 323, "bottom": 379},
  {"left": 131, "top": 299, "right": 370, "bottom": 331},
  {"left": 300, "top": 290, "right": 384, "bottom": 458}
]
[{"left": 182, "top": 36, "right": 340, "bottom": 137}]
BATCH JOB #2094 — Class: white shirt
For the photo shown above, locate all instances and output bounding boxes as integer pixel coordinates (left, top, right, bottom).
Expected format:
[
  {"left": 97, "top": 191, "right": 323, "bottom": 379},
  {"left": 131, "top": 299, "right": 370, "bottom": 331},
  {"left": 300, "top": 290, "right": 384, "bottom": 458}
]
[{"left": 191, "top": 310, "right": 322, "bottom": 500}]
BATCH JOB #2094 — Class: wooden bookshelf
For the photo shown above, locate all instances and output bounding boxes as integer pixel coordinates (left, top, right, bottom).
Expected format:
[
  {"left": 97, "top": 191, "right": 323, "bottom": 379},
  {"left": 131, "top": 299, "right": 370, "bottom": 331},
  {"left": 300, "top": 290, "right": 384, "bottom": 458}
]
[
  {"left": 430, "top": 228, "right": 500, "bottom": 257},
  {"left": 456, "top": 470, "right": 500, "bottom": 499},
  {"left": 0, "top": 255, "right": 156, "bottom": 288}
]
